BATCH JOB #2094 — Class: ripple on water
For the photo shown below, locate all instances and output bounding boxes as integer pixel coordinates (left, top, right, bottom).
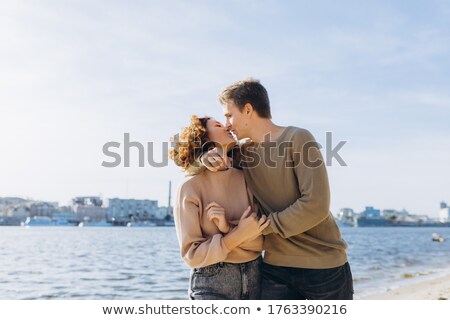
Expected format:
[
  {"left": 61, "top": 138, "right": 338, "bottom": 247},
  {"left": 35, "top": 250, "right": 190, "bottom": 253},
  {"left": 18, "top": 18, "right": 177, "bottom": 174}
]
[{"left": 4, "top": 226, "right": 450, "bottom": 299}]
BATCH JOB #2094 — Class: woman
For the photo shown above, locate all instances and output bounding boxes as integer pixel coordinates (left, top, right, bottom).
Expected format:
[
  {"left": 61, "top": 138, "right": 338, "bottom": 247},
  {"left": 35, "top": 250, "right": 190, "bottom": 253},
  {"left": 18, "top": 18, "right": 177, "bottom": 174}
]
[{"left": 169, "top": 115, "right": 270, "bottom": 300}]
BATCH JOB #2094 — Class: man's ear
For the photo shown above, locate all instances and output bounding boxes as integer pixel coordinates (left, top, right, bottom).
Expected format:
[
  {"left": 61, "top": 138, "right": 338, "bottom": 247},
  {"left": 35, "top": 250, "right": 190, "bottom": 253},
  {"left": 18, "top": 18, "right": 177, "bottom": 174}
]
[{"left": 244, "top": 103, "right": 254, "bottom": 117}]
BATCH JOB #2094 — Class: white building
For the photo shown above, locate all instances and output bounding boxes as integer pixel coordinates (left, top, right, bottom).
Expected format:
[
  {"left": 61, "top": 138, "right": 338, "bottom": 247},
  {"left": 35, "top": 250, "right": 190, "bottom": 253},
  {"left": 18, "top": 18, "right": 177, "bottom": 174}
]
[
  {"left": 439, "top": 202, "right": 450, "bottom": 222},
  {"left": 107, "top": 198, "right": 158, "bottom": 221},
  {"left": 73, "top": 196, "right": 107, "bottom": 222},
  {"left": 337, "top": 208, "right": 354, "bottom": 220},
  {"left": 75, "top": 207, "right": 107, "bottom": 222},
  {"left": 29, "top": 201, "right": 58, "bottom": 217},
  {"left": 0, "top": 197, "right": 28, "bottom": 216},
  {"left": 4, "top": 204, "right": 29, "bottom": 219},
  {"left": 155, "top": 206, "right": 173, "bottom": 219}
]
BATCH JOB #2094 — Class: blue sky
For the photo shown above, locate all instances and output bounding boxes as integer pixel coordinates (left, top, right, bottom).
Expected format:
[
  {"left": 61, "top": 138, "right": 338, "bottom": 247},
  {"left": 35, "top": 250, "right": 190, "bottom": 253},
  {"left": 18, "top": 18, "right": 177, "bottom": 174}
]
[{"left": 1, "top": 0, "right": 449, "bottom": 216}]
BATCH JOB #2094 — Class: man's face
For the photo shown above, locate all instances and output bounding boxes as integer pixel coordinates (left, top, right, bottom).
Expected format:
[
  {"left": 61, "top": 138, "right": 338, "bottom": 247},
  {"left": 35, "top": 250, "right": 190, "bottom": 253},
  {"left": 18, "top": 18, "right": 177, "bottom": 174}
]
[{"left": 222, "top": 100, "right": 249, "bottom": 140}]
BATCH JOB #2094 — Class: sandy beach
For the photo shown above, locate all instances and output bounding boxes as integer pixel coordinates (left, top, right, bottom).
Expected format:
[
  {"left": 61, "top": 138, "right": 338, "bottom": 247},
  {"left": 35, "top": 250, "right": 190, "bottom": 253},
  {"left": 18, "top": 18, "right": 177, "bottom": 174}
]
[{"left": 364, "top": 271, "right": 450, "bottom": 300}]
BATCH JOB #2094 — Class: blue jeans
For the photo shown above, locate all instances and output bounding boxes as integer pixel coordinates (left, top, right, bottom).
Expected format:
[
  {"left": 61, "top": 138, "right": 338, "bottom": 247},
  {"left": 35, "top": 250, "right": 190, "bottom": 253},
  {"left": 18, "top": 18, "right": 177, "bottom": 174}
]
[
  {"left": 189, "top": 257, "right": 262, "bottom": 300},
  {"left": 261, "top": 262, "right": 354, "bottom": 300}
]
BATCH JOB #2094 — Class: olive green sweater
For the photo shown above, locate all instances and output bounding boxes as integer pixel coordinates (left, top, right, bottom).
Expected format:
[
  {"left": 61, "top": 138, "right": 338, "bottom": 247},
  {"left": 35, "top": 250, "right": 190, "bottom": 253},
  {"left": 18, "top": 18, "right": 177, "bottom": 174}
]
[{"left": 240, "top": 126, "right": 348, "bottom": 269}]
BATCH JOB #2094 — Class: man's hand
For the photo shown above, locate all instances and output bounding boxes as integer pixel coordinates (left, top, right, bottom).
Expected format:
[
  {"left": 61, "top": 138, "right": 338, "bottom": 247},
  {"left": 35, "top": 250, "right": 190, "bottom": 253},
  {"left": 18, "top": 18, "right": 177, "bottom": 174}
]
[
  {"left": 234, "top": 206, "right": 271, "bottom": 242},
  {"left": 200, "top": 148, "right": 227, "bottom": 172},
  {"left": 205, "top": 202, "right": 230, "bottom": 233},
  {"left": 222, "top": 206, "right": 271, "bottom": 251}
]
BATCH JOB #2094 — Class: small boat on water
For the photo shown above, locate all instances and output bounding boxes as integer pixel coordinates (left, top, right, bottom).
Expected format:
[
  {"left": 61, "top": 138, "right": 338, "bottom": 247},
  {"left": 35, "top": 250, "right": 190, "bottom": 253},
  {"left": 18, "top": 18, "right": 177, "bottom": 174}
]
[{"left": 432, "top": 233, "right": 445, "bottom": 242}]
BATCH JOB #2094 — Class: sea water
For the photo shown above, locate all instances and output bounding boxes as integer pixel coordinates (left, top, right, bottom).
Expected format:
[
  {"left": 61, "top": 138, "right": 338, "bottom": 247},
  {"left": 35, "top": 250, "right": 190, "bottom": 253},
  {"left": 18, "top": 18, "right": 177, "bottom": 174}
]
[{"left": 1, "top": 226, "right": 449, "bottom": 299}]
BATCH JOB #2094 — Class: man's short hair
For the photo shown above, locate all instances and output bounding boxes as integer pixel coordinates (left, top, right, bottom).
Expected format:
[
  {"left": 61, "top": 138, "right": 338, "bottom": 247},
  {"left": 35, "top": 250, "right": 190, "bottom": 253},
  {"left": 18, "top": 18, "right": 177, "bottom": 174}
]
[{"left": 219, "top": 77, "right": 271, "bottom": 119}]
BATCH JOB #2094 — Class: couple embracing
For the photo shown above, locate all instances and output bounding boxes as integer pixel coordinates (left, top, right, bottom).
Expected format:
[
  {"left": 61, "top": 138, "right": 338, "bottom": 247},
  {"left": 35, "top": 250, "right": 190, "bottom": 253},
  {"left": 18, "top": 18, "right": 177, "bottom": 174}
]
[{"left": 169, "top": 78, "right": 353, "bottom": 300}]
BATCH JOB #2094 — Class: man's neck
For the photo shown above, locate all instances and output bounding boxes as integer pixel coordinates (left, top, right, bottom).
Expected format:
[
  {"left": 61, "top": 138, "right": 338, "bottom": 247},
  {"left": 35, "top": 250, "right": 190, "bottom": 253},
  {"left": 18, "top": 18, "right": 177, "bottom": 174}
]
[{"left": 249, "top": 119, "right": 286, "bottom": 143}]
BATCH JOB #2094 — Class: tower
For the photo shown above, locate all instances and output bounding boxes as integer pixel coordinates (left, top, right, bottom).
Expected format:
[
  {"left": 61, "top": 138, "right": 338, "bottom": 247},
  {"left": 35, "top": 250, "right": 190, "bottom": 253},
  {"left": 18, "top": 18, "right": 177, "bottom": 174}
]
[{"left": 166, "top": 181, "right": 172, "bottom": 218}]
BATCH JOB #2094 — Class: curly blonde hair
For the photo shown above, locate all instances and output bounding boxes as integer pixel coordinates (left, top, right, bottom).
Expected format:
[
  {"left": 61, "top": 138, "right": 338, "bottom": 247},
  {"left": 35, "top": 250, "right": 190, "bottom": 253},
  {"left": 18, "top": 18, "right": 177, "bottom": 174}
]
[{"left": 169, "top": 115, "right": 212, "bottom": 174}]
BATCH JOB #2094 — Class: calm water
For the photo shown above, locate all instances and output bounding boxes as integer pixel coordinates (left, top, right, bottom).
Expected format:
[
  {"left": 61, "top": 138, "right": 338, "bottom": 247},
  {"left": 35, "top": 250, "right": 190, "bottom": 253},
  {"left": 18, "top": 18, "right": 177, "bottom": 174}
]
[{"left": 1, "top": 226, "right": 450, "bottom": 299}]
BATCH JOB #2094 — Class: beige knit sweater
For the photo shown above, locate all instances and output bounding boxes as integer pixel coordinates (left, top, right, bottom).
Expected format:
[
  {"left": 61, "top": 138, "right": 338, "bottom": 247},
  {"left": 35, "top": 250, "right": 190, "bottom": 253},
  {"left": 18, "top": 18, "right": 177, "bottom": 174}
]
[
  {"left": 174, "top": 168, "right": 263, "bottom": 268},
  {"left": 240, "top": 126, "right": 348, "bottom": 269}
]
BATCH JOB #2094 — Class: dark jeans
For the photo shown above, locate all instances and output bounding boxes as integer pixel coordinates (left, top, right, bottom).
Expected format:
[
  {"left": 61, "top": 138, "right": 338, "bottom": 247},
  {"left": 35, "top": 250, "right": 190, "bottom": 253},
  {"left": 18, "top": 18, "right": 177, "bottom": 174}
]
[
  {"left": 261, "top": 262, "right": 354, "bottom": 300},
  {"left": 189, "top": 256, "right": 262, "bottom": 300}
]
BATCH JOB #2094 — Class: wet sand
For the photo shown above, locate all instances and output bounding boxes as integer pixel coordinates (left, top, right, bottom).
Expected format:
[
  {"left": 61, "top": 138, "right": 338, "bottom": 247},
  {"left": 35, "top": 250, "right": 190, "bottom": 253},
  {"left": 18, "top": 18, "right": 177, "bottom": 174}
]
[{"left": 365, "top": 272, "right": 450, "bottom": 300}]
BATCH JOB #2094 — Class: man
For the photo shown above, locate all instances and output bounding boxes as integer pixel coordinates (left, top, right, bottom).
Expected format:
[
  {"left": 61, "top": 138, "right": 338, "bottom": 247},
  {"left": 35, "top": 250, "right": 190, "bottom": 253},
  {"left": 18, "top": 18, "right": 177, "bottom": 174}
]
[{"left": 202, "top": 78, "right": 353, "bottom": 300}]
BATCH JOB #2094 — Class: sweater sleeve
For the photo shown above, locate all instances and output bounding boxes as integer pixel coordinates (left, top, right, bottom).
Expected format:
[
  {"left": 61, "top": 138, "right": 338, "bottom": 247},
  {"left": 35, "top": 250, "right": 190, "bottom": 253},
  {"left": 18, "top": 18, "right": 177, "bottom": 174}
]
[
  {"left": 262, "top": 129, "right": 331, "bottom": 238},
  {"left": 174, "top": 185, "right": 232, "bottom": 268}
]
